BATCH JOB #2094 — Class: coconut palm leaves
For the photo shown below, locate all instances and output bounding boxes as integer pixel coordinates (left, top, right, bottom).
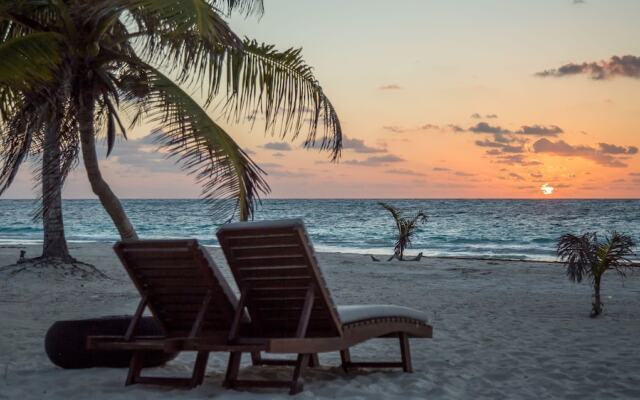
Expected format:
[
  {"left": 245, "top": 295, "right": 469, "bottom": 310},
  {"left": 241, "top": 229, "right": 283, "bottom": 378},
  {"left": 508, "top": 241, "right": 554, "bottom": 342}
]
[
  {"left": 557, "top": 231, "right": 636, "bottom": 317},
  {"left": 0, "top": 0, "right": 342, "bottom": 228},
  {"left": 0, "top": 33, "right": 62, "bottom": 89},
  {"left": 139, "top": 67, "right": 268, "bottom": 220},
  {"left": 379, "top": 202, "right": 428, "bottom": 261}
]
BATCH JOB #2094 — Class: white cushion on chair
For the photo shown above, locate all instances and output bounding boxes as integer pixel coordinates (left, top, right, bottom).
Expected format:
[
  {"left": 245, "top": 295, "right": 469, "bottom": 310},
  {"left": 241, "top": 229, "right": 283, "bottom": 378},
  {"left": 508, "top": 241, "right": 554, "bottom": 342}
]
[{"left": 337, "top": 305, "right": 428, "bottom": 324}]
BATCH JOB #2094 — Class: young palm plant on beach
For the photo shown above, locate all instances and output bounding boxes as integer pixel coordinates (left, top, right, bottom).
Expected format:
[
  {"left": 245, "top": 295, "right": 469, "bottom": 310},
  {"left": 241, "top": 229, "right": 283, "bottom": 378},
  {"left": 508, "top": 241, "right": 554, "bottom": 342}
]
[
  {"left": 0, "top": 0, "right": 342, "bottom": 243},
  {"left": 378, "top": 202, "right": 428, "bottom": 261},
  {"left": 557, "top": 232, "right": 636, "bottom": 318}
]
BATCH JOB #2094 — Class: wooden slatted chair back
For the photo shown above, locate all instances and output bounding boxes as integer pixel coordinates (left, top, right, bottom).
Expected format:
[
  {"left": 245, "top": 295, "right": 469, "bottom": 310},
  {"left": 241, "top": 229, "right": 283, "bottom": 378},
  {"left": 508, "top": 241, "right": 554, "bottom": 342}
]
[
  {"left": 114, "top": 240, "right": 239, "bottom": 337},
  {"left": 217, "top": 219, "right": 343, "bottom": 338}
]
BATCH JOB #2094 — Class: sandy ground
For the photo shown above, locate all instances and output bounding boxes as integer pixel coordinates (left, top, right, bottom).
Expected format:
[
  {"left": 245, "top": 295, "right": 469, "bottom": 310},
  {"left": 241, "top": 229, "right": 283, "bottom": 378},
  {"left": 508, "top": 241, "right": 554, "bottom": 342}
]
[{"left": 1, "top": 243, "right": 639, "bottom": 400}]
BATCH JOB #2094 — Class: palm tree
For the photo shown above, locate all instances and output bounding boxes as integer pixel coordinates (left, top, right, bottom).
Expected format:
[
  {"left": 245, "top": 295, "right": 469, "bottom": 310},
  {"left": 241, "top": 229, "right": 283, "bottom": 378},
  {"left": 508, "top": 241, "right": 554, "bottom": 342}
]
[
  {"left": 378, "top": 202, "right": 428, "bottom": 261},
  {"left": 0, "top": 1, "right": 342, "bottom": 243},
  {"left": 0, "top": 23, "right": 76, "bottom": 261},
  {"left": 557, "top": 232, "right": 636, "bottom": 317}
]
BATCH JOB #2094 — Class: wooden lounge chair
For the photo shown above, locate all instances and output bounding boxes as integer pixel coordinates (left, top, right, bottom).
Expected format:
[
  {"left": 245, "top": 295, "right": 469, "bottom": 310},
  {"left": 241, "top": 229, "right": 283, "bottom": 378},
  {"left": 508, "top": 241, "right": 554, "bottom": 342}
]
[
  {"left": 86, "top": 239, "right": 244, "bottom": 388},
  {"left": 170, "top": 219, "right": 433, "bottom": 395}
]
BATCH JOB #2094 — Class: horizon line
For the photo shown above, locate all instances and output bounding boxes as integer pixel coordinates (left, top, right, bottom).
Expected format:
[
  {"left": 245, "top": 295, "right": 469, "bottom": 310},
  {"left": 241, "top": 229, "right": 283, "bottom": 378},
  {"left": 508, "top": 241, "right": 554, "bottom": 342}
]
[{"left": 1, "top": 197, "right": 639, "bottom": 201}]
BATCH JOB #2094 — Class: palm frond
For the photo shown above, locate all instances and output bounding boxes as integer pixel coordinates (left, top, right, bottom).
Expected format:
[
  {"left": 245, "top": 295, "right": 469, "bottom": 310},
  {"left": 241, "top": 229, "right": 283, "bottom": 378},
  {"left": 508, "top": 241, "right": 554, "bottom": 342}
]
[
  {"left": 0, "top": 32, "right": 62, "bottom": 90},
  {"left": 210, "top": 0, "right": 264, "bottom": 17},
  {"left": 0, "top": 93, "right": 45, "bottom": 195},
  {"left": 409, "top": 211, "right": 428, "bottom": 227},
  {"left": 132, "top": 34, "right": 342, "bottom": 159},
  {"left": 600, "top": 231, "right": 635, "bottom": 278},
  {"left": 125, "top": 65, "right": 269, "bottom": 220},
  {"left": 557, "top": 233, "right": 596, "bottom": 283},
  {"left": 124, "top": 0, "right": 243, "bottom": 49},
  {"left": 218, "top": 39, "right": 342, "bottom": 160},
  {"left": 378, "top": 202, "right": 402, "bottom": 230}
]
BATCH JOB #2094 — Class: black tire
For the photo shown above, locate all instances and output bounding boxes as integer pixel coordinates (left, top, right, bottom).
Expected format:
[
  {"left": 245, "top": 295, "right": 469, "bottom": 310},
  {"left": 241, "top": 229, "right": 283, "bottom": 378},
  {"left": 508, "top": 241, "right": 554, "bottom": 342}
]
[{"left": 45, "top": 316, "right": 178, "bottom": 369}]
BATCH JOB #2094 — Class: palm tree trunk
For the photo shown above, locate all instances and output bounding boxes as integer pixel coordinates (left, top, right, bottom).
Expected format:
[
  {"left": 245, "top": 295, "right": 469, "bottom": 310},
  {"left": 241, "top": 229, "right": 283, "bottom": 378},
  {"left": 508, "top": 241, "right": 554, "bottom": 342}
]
[
  {"left": 591, "top": 276, "right": 602, "bottom": 317},
  {"left": 41, "top": 112, "right": 72, "bottom": 260},
  {"left": 77, "top": 91, "right": 138, "bottom": 241}
]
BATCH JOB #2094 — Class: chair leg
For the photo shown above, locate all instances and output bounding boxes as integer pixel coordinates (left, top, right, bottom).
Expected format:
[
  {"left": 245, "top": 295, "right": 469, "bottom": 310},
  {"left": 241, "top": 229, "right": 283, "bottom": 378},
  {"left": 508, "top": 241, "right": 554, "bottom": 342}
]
[
  {"left": 250, "top": 351, "right": 262, "bottom": 366},
  {"left": 289, "top": 354, "right": 310, "bottom": 395},
  {"left": 223, "top": 352, "right": 242, "bottom": 388},
  {"left": 399, "top": 333, "right": 413, "bottom": 373},
  {"left": 339, "top": 349, "right": 351, "bottom": 373},
  {"left": 126, "top": 351, "right": 144, "bottom": 386},
  {"left": 308, "top": 353, "right": 320, "bottom": 368},
  {"left": 190, "top": 351, "right": 210, "bottom": 387}
]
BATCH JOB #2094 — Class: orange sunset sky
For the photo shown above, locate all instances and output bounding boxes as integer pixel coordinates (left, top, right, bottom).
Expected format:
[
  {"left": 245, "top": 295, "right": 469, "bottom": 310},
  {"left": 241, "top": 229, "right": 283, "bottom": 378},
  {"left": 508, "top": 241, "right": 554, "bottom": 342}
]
[{"left": 5, "top": 0, "right": 640, "bottom": 199}]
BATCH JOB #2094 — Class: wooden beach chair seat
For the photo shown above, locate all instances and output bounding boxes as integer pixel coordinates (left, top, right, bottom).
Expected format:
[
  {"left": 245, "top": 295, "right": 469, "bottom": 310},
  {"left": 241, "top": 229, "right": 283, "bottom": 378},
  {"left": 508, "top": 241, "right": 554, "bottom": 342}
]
[
  {"left": 86, "top": 239, "right": 244, "bottom": 388},
  {"left": 171, "top": 219, "right": 433, "bottom": 395}
]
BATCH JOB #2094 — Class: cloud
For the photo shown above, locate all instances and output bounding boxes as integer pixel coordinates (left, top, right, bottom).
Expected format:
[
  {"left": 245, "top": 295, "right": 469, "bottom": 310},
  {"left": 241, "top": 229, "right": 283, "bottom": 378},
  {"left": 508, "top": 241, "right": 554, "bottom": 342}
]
[
  {"left": 259, "top": 162, "right": 313, "bottom": 178},
  {"left": 476, "top": 139, "right": 507, "bottom": 148},
  {"left": 243, "top": 148, "right": 255, "bottom": 155},
  {"left": 342, "top": 137, "right": 386, "bottom": 154},
  {"left": 447, "top": 124, "right": 466, "bottom": 133},
  {"left": 475, "top": 134, "right": 526, "bottom": 154},
  {"left": 385, "top": 123, "right": 469, "bottom": 134},
  {"left": 469, "top": 122, "right": 510, "bottom": 135},
  {"left": 259, "top": 162, "right": 284, "bottom": 169},
  {"left": 469, "top": 122, "right": 563, "bottom": 137},
  {"left": 262, "top": 142, "right": 292, "bottom": 151},
  {"left": 108, "top": 133, "right": 181, "bottom": 173},
  {"left": 532, "top": 138, "right": 637, "bottom": 167},
  {"left": 471, "top": 113, "right": 498, "bottom": 119},
  {"left": 536, "top": 55, "right": 640, "bottom": 80},
  {"left": 382, "top": 125, "right": 408, "bottom": 133},
  {"left": 501, "top": 145, "right": 525, "bottom": 153},
  {"left": 385, "top": 168, "right": 426, "bottom": 176},
  {"left": 379, "top": 84, "right": 402, "bottom": 90},
  {"left": 454, "top": 171, "right": 475, "bottom": 177},
  {"left": 573, "top": 0, "right": 586, "bottom": 4},
  {"left": 495, "top": 155, "right": 542, "bottom": 166},
  {"left": 430, "top": 167, "right": 476, "bottom": 178},
  {"left": 343, "top": 154, "right": 404, "bottom": 166},
  {"left": 509, "top": 172, "right": 525, "bottom": 181},
  {"left": 419, "top": 124, "right": 441, "bottom": 130},
  {"left": 272, "top": 152, "right": 285, "bottom": 158},
  {"left": 516, "top": 125, "right": 563, "bottom": 137},
  {"left": 269, "top": 169, "right": 313, "bottom": 178},
  {"left": 598, "top": 143, "right": 638, "bottom": 155}
]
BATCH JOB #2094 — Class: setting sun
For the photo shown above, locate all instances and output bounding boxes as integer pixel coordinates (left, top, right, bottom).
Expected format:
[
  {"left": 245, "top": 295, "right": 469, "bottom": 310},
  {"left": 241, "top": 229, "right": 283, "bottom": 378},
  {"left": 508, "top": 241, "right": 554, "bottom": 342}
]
[{"left": 541, "top": 184, "right": 555, "bottom": 195}]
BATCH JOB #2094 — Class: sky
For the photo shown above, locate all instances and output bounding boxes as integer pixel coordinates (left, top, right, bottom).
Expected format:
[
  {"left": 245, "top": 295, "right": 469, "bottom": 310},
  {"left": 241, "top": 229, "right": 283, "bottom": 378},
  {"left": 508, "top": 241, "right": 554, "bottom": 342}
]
[{"left": 5, "top": 0, "right": 640, "bottom": 199}]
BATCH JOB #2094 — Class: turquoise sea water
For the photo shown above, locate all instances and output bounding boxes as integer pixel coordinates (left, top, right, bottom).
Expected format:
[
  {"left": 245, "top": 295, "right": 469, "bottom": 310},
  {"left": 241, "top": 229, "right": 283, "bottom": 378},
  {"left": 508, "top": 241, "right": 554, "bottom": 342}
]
[{"left": 0, "top": 199, "right": 638, "bottom": 261}]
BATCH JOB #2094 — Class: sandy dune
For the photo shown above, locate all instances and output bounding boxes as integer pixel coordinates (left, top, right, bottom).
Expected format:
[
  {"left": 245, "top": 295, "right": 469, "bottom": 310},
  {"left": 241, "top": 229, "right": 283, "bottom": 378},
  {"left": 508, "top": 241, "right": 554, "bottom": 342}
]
[{"left": 1, "top": 243, "right": 639, "bottom": 399}]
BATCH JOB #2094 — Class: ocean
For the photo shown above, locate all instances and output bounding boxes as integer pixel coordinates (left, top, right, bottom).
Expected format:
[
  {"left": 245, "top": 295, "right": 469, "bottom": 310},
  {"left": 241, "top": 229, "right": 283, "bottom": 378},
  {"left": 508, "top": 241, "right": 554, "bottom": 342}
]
[{"left": 0, "top": 199, "right": 638, "bottom": 261}]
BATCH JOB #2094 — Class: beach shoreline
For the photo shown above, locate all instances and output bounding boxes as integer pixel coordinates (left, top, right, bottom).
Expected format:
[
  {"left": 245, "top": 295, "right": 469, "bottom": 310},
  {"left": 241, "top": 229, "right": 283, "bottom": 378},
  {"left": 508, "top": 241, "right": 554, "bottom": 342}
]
[
  {"left": 0, "top": 242, "right": 565, "bottom": 264},
  {"left": 1, "top": 243, "right": 639, "bottom": 399}
]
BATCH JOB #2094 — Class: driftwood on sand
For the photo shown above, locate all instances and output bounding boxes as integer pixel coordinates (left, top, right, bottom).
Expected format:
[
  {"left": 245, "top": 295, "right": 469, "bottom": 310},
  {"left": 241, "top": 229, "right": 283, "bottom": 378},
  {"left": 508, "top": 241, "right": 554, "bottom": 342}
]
[{"left": 370, "top": 252, "right": 424, "bottom": 262}]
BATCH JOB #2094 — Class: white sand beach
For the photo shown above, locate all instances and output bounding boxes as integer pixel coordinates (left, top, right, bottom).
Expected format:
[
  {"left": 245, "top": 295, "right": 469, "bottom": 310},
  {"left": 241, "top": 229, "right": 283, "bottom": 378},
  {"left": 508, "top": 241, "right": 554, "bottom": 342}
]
[{"left": 1, "top": 243, "right": 639, "bottom": 400}]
